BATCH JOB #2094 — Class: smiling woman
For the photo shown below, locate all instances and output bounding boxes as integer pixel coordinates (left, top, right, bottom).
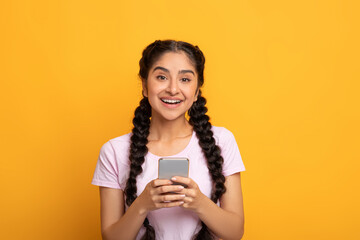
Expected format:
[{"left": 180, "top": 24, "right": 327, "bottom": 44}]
[{"left": 91, "top": 40, "right": 246, "bottom": 240}]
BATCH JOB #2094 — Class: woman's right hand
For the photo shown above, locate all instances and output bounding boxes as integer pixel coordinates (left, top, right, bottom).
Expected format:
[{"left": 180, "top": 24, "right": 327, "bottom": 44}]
[{"left": 137, "top": 179, "right": 186, "bottom": 213}]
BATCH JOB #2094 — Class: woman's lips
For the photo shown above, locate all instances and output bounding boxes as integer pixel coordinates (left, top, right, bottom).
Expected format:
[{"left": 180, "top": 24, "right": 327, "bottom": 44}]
[
  {"left": 160, "top": 98, "right": 183, "bottom": 108},
  {"left": 161, "top": 98, "right": 182, "bottom": 104}
]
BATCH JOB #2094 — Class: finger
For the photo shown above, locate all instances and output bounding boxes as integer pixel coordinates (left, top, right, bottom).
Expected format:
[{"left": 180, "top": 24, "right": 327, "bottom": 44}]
[
  {"left": 180, "top": 202, "right": 190, "bottom": 208},
  {"left": 182, "top": 196, "right": 193, "bottom": 203},
  {"left": 155, "top": 185, "right": 185, "bottom": 194},
  {"left": 151, "top": 179, "right": 173, "bottom": 187},
  {"left": 176, "top": 188, "right": 196, "bottom": 197},
  {"left": 155, "top": 194, "right": 186, "bottom": 203},
  {"left": 157, "top": 200, "right": 184, "bottom": 208},
  {"left": 171, "top": 176, "right": 195, "bottom": 188}
]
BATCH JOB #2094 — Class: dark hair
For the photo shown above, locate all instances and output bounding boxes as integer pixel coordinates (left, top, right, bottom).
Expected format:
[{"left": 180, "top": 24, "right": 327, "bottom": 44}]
[{"left": 124, "top": 40, "right": 226, "bottom": 240}]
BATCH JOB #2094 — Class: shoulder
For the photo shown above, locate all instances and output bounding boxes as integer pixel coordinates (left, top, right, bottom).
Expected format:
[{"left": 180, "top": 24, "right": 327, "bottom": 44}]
[
  {"left": 101, "top": 132, "right": 132, "bottom": 150},
  {"left": 100, "top": 132, "right": 132, "bottom": 166},
  {"left": 108, "top": 132, "right": 132, "bottom": 146},
  {"left": 211, "top": 125, "right": 236, "bottom": 145},
  {"left": 211, "top": 126, "right": 245, "bottom": 174}
]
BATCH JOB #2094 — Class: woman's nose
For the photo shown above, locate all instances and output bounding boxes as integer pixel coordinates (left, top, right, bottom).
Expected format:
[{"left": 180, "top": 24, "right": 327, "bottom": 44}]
[{"left": 166, "top": 79, "right": 179, "bottom": 95}]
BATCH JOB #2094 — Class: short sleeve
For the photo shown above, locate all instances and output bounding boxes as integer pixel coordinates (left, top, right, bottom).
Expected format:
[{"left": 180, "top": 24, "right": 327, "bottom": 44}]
[
  {"left": 219, "top": 128, "right": 246, "bottom": 176},
  {"left": 91, "top": 141, "right": 122, "bottom": 189}
]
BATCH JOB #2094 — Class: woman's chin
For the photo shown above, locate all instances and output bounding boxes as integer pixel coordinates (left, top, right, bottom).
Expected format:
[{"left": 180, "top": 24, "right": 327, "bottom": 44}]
[{"left": 152, "top": 112, "right": 187, "bottom": 122}]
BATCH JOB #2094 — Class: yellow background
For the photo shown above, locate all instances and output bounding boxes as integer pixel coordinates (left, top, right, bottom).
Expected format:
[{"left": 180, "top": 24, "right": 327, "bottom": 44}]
[{"left": 1, "top": 0, "right": 359, "bottom": 239}]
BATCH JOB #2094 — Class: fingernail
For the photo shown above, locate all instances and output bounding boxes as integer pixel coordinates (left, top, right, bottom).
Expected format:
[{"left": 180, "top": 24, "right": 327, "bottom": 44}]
[
  {"left": 178, "top": 186, "right": 184, "bottom": 189},
  {"left": 171, "top": 177, "right": 176, "bottom": 180},
  {"left": 179, "top": 201, "right": 184, "bottom": 204}
]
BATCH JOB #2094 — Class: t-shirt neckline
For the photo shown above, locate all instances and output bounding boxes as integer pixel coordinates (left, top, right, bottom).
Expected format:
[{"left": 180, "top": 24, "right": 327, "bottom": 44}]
[{"left": 146, "top": 131, "right": 196, "bottom": 159}]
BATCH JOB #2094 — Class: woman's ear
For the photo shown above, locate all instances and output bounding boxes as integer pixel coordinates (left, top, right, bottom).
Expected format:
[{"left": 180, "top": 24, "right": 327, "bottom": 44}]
[
  {"left": 142, "top": 81, "right": 148, "bottom": 97},
  {"left": 194, "top": 89, "right": 199, "bottom": 102}
]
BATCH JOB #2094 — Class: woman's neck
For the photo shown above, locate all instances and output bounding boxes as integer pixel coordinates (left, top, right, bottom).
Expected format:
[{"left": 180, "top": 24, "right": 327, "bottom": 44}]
[{"left": 148, "top": 115, "right": 193, "bottom": 141}]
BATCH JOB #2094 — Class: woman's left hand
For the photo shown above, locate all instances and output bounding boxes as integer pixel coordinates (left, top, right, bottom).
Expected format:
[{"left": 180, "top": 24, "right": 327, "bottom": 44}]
[{"left": 171, "top": 176, "right": 208, "bottom": 213}]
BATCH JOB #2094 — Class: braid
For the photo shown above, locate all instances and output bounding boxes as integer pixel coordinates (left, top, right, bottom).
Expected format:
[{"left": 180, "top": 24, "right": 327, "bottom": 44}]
[
  {"left": 189, "top": 90, "right": 227, "bottom": 240},
  {"left": 125, "top": 97, "right": 155, "bottom": 240}
]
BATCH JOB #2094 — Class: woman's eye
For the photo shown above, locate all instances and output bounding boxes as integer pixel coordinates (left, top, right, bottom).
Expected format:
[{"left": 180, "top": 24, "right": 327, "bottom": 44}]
[
  {"left": 181, "top": 78, "right": 190, "bottom": 82},
  {"left": 156, "top": 75, "right": 166, "bottom": 80}
]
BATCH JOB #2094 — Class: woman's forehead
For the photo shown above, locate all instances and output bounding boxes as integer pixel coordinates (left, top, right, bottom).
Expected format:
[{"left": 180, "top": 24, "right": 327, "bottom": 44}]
[{"left": 150, "top": 51, "right": 196, "bottom": 73}]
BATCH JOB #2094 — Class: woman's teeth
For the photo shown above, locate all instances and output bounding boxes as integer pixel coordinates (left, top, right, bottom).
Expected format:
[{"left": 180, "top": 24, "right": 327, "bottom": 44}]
[{"left": 161, "top": 99, "right": 182, "bottom": 104}]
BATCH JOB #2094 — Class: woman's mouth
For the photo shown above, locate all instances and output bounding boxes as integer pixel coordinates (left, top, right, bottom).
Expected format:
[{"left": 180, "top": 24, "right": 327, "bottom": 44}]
[{"left": 161, "top": 98, "right": 182, "bottom": 104}]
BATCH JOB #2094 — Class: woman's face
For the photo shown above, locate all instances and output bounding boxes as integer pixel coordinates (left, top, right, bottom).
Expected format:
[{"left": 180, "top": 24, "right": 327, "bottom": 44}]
[{"left": 143, "top": 51, "right": 199, "bottom": 122}]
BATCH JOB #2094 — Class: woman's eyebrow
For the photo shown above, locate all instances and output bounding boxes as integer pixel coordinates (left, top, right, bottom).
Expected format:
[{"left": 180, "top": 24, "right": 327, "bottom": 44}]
[
  {"left": 152, "top": 66, "right": 195, "bottom": 76},
  {"left": 153, "top": 66, "right": 169, "bottom": 73},
  {"left": 179, "top": 69, "right": 195, "bottom": 76}
]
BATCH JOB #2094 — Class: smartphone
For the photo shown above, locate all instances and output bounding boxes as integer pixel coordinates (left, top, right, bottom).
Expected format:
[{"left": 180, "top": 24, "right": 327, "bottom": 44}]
[{"left": 158, "top": 157, "right": 189, "bottom": 188}]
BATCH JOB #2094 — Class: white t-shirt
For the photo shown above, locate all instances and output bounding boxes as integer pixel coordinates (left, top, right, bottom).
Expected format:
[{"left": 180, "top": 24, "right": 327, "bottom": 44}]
[{"left": 91, "top": 126, "right": 245, "bottom": 240}]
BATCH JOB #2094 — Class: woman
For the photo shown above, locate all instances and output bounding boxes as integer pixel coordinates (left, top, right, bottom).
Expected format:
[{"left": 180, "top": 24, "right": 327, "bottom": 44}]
[{"left": 92, "top": 40, "right": 245, "bottom": 240}]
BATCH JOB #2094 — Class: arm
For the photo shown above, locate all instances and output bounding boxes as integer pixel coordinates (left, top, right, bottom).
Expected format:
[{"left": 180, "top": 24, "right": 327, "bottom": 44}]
[
  {"left": 99, "top": 180, "right": 186, "bottom": 240},
  {"left": 99, "top": 187, "right": 146, "bottom": 240},
  {"left": 199, "top": 172, "right": 244, "bottom": 240},
  {"left": 174, "top": 172, "right": 244, "bottom": 240}
]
